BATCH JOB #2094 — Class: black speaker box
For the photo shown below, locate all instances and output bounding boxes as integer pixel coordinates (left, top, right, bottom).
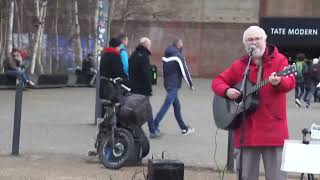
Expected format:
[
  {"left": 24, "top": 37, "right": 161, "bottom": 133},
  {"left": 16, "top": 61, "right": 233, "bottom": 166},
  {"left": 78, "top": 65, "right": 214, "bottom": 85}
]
[{"left": 147, "top": 159, "right": 184, "bottom": 180}]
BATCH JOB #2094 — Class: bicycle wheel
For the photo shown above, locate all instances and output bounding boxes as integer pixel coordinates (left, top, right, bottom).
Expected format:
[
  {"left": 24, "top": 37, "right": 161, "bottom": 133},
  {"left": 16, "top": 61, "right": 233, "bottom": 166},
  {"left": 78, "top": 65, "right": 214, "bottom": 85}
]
[{"left": 98, "top": 128, "right": 134, "bottom": 169}]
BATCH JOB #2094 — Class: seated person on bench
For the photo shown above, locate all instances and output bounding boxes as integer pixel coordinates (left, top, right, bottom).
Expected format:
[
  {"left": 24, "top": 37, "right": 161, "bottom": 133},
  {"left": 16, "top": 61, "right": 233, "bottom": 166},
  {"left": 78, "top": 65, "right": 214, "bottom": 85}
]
[
  {"left": 75, "top": 53, "right": 97, "bottom": 85},
  {"left": 3, "top": 48, "right": 35, "bottom": 86}
]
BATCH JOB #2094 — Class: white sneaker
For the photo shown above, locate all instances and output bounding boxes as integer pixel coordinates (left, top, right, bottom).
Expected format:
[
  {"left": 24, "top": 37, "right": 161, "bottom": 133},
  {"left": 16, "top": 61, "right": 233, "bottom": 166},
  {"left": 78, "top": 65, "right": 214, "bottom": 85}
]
[
  {"left": 295, "top": 99, "right": 301, "bottom": 107},
  {"left": 27, "top": 81, "right": 36, "bottom": 87},
  {"left": 182, "top": 127, "right": 195, "bottom": 135}
]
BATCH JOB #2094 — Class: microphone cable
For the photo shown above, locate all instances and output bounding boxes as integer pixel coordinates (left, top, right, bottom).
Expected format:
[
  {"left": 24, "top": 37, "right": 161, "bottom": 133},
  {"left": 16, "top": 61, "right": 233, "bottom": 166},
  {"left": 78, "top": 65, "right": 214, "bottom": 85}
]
[
  {"left": 214, "top": 127, "right": 229, "bottom": 180},
  {"left": 213, "top": 127, "right": 222, "bottom": 179}
]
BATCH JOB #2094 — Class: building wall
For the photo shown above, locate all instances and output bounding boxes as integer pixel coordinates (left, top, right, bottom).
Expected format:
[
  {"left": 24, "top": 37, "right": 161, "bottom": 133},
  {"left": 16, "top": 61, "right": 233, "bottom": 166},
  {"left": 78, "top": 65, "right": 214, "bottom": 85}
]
[
  {"left": 262, "top": 0, "right": 312, "bottom": 17},
  {"left": 261, "top": 0, "right": 320, "bottom": 17},
  {"left": 113, "top": 0, "right": 259, "bottom": 23},
  {"left": 5, "top": 0, "right": 319, "bottom": 77},
  {"left": 111, "top": 0, "right": 259, "bottom": 77},
  {"left": 112, "top": 20, "right": 252, "bottom": 78}
]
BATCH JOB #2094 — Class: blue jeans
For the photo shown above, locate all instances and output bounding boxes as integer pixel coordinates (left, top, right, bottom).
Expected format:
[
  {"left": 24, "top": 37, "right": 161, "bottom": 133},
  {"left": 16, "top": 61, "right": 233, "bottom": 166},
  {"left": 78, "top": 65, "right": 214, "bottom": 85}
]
[
  {"left": 295, "top": 82, "right": 305, "bottom": 100},
  {"left": 154, "top": 88, "right": 188, "bottom": 130},
  {"left": 147, "top": 103, "right": 156, "bottom": 134},
  {"left": 304, "top": 81, "right": 317, "bottom": 105},
  {"left": 5, "top": 69, "right": 29, "bottom": 84}
]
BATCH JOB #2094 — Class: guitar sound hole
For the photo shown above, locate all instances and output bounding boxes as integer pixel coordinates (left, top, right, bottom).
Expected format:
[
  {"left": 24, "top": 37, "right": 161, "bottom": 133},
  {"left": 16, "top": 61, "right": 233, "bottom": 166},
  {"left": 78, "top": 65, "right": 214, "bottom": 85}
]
[{"left": 234, "top": 94, "right": 243, "bottom": 104}]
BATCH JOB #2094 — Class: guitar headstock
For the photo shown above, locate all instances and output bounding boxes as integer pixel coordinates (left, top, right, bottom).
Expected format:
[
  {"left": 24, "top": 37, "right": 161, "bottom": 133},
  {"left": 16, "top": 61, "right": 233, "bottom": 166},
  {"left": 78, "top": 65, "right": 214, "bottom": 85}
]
[{"left": 276, "top": 64, "right": 297, "bottom": 77}]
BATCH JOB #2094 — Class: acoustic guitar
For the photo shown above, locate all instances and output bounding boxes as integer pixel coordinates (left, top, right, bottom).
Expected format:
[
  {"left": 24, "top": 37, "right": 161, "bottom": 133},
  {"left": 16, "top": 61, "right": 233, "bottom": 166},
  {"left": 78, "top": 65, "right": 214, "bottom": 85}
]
[{"left": 212, "top": 64, "right": 296, "bottom": 130}]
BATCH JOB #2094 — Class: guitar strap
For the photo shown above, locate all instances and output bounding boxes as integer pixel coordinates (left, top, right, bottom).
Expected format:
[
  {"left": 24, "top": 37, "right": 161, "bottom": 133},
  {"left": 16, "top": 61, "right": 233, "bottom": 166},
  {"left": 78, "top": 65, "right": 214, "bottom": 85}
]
[{"left": 256, "top": 60, "right": 263, "bottom": 84}]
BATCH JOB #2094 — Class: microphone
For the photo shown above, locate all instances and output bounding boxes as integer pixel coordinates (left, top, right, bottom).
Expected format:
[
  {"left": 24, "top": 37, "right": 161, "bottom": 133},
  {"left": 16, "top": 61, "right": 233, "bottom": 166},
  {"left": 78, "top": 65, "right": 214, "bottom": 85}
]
[{"left": 247, "top": 46, "right": 255, "bottom": 57}]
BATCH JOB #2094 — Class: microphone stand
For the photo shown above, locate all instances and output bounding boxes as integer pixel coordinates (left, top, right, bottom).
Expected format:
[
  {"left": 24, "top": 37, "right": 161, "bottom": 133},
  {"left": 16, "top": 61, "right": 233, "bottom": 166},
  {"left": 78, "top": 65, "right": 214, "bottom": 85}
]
[{"left": 238, "top": 49, "right": 254, "bottom": 180}]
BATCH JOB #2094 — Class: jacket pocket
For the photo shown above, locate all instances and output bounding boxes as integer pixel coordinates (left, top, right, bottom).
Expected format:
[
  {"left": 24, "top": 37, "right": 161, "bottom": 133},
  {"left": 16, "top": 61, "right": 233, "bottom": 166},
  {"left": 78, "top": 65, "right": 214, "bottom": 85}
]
[{"left": 265, "top": 104, "right": 282, "bottom": 121}]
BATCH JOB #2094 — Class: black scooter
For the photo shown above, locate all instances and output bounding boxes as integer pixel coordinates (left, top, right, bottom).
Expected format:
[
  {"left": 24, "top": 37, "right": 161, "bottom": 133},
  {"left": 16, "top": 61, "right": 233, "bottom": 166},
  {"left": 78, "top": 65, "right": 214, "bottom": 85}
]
[{"left": 89, "top": 77, "right": 150, "bottom": 169}]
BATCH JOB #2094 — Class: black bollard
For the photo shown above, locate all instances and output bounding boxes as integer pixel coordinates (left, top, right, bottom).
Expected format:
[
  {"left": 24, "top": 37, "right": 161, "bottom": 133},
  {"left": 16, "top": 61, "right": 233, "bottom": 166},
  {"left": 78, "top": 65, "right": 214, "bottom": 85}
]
[
  {"left": 12, "top": 79, "right": 24, "bottom": 155},
  {"left": 94, "top": 70, "right": 101, "bottom": 124}
]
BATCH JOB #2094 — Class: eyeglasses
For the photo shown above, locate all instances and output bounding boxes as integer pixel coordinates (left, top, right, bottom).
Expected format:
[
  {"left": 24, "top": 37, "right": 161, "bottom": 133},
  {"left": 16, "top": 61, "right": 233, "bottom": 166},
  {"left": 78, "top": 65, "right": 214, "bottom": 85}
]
[
  {"left": 246, "top": 37, "right": 263, "bottom": 43},
  {"left": 12, "top": 54, "right": 20, "bottom": 57}
]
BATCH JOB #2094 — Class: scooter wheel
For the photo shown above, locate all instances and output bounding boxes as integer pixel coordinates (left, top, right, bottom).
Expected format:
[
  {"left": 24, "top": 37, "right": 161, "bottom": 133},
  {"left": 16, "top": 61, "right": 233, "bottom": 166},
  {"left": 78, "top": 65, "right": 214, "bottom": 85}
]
[{"left": 98, "top": 128, "right": 134, "bottom": 169}]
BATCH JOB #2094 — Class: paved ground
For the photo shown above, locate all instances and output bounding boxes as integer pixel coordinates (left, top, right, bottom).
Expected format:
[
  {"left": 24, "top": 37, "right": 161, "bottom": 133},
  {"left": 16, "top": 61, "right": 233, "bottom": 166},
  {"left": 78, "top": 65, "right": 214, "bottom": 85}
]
[
  {"left": 0, "top": 153, "right": 239, "bottom": 180},
  {"left": 0, "top": 77, "right": 319, "bottom": 179}
]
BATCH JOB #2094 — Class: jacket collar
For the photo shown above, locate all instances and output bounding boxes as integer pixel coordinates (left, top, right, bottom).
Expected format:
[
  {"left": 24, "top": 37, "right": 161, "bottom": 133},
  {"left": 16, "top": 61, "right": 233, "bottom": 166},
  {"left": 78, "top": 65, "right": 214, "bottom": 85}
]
[
  {"left": 136, "top": 45, "right": 151, "bottom": 55},
  {"left": 104, "top": 48, "right": 119, "bottom": 54}
]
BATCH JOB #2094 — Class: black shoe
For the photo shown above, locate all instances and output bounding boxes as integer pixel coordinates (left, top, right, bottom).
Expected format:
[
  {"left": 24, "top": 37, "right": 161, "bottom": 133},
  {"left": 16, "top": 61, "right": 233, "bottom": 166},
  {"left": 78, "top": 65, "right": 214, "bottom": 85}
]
[{"left": 306, "top": 104, "right": 311, "bottom": 109}]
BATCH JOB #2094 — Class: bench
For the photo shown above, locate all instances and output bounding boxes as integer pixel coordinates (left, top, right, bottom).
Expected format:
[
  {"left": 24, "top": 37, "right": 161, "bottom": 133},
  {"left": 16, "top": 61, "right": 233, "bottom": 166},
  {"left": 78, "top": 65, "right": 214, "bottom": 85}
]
[{"left": 0, "top": 73, "right": 16, "bottom": 89}]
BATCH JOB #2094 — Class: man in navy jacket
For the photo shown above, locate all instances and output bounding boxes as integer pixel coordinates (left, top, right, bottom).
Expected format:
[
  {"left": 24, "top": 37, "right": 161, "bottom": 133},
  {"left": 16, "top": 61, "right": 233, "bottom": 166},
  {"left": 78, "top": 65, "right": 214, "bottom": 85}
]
[{"left": 151, "top": 39, "right": 195, "bottom": 138}]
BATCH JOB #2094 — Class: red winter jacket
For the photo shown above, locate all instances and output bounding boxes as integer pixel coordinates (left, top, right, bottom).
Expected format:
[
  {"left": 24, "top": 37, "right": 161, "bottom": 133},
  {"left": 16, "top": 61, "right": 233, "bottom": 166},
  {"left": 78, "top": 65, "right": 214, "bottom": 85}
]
[{"left": 211, "top": 45, "right": 295, "bottom": 148}]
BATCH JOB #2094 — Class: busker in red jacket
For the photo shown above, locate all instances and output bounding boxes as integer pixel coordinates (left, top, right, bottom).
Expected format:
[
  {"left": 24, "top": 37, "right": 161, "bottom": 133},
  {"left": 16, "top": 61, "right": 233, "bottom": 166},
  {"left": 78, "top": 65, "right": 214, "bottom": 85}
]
[{"left": 212, "top": 26, "right": 295, "bottom": 180}]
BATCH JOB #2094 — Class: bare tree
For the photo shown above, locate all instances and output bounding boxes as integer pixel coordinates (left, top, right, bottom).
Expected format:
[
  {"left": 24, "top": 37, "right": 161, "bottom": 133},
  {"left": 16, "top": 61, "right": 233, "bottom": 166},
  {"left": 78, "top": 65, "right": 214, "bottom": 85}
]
[
  {"left": 87, "top": 15, "right": 92, "bottom": 55},
  {"left": 0, "top": 2, "right": 4, "bottom": 64},
  {"left": 30, "top": 0, "right": 47, "bottom": 74},
  {"left": 35, "top": 4, "right": 47, "bottom": 75},
  {"left": 34, "top": 0, "right": 40, "bottom": 18},
  {"left": 19, "top": 0, "right": 24, "bottom": 48},
  {"left": 0, "top": 1, "right": 9, "bottom": 72},
  {"left": 108, "top": 0, "right": 116, "bottom": 40},
  {"left": 52, "top": 0, "right": 60, "bottom": 74},
  {"left": 6, "top": 0, "right": 14, "bottom": 56},
  {"left": 115, "top": 0, "right": 174, "bottom": 33},
  {"left": 13, "top": 0, "right": 21, "bottom": 48},
  {"left": 73, "top": 0, "right": 82, "bottom": 68},
  {"left": 119, "top": 0, "right": 128, "bottom": 33},
  {"left": 93, "top": 0, "right": 99, "bottom": 67},
  {"left": 87, "top": 0, "right": 93, "bottom": 57},
  {"left": 0, "top": 19, "right": 2, "bottom": 55},
  {"left": 0, "top": 13, "right": 4, "bottom": 72}
]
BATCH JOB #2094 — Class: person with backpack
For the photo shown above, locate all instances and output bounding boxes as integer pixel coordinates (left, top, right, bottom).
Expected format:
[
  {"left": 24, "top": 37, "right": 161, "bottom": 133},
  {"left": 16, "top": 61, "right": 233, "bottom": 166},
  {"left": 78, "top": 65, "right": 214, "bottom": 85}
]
[
  {"left": 304, "top": 58, "right": 320, "bottom": 107},
  {"left": 294, "top": 53, "right": 308, "bottom": 107}
]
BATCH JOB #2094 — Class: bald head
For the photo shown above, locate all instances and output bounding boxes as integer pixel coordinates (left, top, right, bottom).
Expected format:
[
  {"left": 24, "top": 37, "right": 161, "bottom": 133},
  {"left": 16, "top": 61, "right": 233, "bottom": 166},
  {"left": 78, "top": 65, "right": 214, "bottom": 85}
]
[{"left": 139, "top": 37, "right": 152, "bottom": 51}]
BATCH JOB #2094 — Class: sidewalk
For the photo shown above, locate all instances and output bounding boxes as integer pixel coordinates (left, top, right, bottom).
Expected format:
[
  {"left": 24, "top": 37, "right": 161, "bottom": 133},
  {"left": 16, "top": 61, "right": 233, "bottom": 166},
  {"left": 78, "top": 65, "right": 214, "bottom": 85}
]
[
  {"left": 0, "top": 77, "right": 319, "bottom": 179},
  {"left": 0, "top": 153, "right": 237, "bottom": 180},
  {"left": 1, "top": 153, "right": 304, "bottom": 180}
]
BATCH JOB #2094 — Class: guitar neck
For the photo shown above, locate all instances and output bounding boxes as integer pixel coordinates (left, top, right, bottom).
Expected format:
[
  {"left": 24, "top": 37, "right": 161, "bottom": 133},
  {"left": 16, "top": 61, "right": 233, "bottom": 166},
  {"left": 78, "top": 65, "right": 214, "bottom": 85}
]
[
  {"left": 248, "top": 78, "right": 270, "bottom": 95},
  {"left": 245, "top": 64, "right": 295, "bottom": 95}
]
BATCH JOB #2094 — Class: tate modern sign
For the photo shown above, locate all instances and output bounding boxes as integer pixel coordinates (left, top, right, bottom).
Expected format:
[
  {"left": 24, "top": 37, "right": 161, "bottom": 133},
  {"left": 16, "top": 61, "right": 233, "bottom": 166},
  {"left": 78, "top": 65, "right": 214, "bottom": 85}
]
[
  {"left": 270, "top": 28, "right": 318, "bottom": 36},
  {"left": 260, "top": 17, "right": 320, "bottom": 46}
]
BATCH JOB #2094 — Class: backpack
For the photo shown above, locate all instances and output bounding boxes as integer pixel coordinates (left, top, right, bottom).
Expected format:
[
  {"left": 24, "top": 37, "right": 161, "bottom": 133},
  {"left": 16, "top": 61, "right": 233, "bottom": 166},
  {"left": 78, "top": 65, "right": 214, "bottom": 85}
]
[
  {"left": 119, "top": 94, "right": 152, "bottom": 127},
  {"left": 295, "top": 61, "right": 305, "bottom": 77},
  {"left": 309, "top": 63, "right": 320, "bottom": 81},
  {"left": 295, "top": 61, "right": 307, "bottom": 83}
]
